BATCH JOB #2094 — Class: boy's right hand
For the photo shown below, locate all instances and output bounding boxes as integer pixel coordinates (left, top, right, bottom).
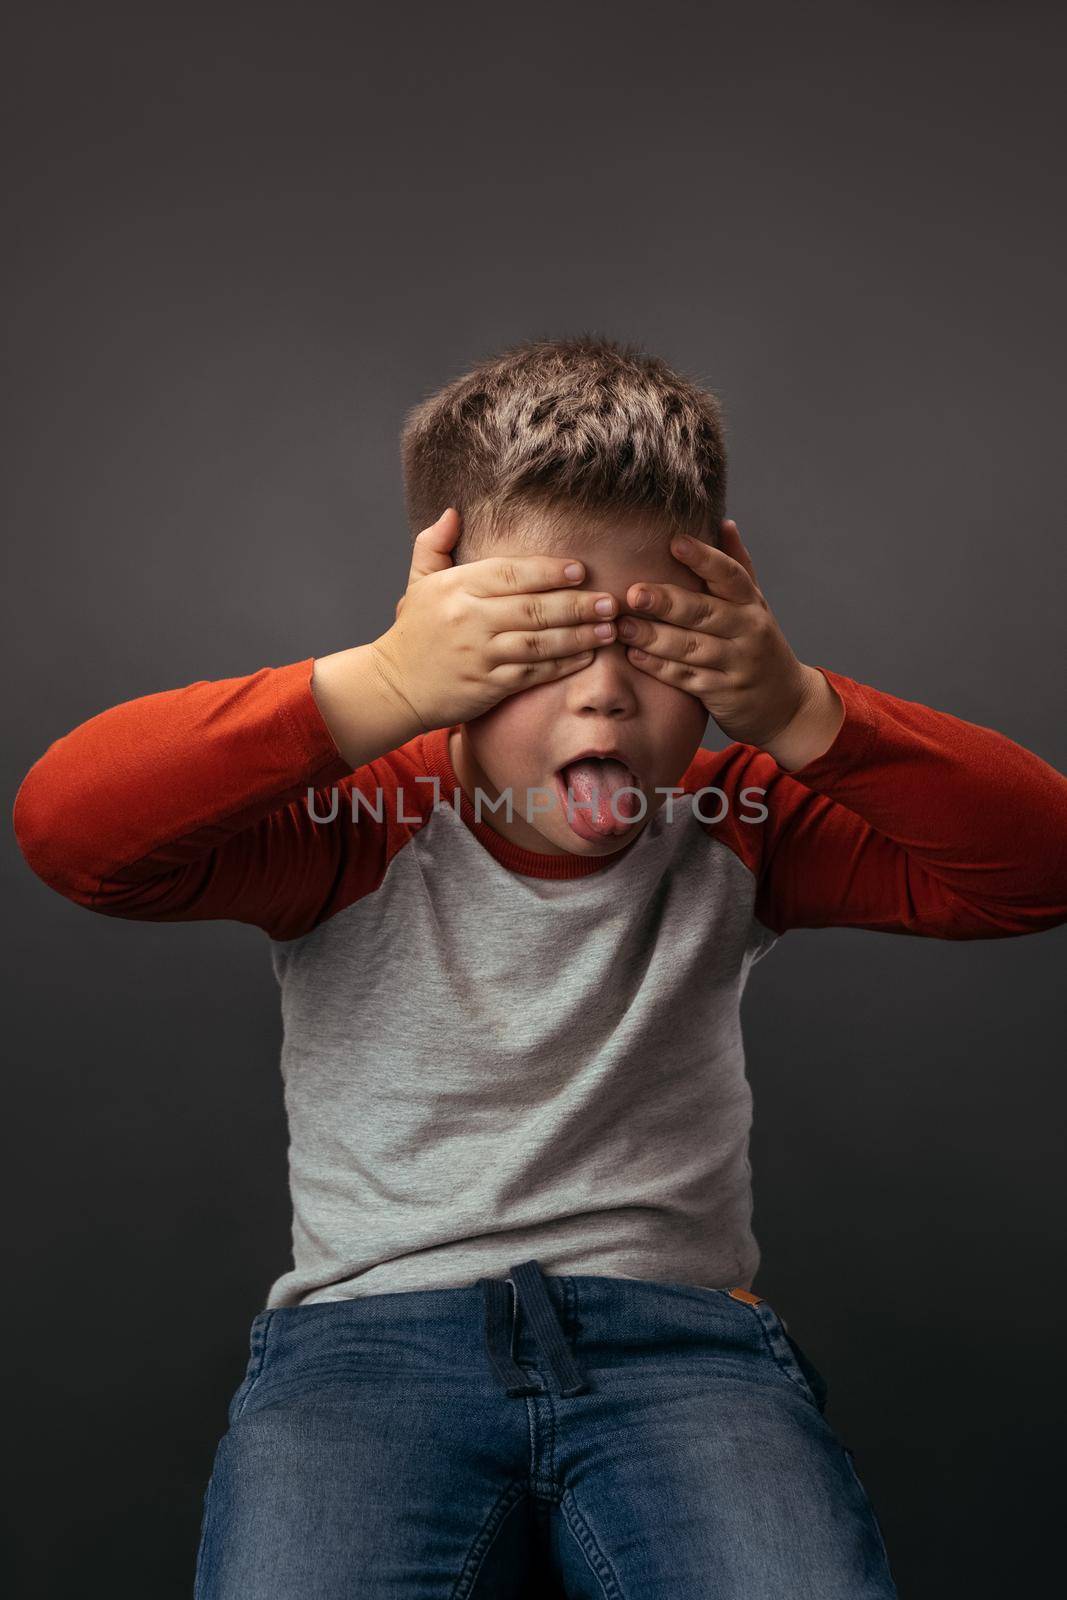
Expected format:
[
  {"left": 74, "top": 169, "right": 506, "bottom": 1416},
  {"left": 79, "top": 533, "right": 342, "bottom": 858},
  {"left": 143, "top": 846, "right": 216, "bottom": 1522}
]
[{"left": 368, "top": 508, "right": 618, "bottom": 730}]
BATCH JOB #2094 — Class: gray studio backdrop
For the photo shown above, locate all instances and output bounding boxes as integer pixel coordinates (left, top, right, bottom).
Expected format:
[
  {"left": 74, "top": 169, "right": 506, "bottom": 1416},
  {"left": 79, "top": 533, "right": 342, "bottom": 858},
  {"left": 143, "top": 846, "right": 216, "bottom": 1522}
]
[{"left": 4, "top": 4, "right": 1065, "bottom": 1596}]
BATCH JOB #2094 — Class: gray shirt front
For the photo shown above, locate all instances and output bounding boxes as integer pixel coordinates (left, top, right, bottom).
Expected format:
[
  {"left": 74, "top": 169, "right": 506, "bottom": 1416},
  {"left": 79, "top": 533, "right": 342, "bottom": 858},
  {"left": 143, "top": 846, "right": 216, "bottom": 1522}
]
[{"left": 268, "top": 786, "right": 774, "bottom": 1307}]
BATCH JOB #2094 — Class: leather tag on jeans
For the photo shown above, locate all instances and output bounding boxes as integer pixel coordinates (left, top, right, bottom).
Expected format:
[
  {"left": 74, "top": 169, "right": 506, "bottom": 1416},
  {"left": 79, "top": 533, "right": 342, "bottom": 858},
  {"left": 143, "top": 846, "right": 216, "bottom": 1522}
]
[{"left": 728, "top": 1287, "right": 763, "bottom": 1305}]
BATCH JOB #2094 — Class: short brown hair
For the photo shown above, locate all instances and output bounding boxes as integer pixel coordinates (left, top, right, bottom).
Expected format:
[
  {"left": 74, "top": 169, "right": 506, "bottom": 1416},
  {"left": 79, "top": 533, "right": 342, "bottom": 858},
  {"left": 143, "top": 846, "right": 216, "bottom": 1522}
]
[{"left": 399, "top": 332, "right": 728, "bottom": 561}]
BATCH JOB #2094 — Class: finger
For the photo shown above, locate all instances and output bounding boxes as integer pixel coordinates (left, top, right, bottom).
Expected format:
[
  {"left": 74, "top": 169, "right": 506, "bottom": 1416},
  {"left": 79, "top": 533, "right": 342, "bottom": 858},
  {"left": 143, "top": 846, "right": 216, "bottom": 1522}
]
[
  {"left": 487, "top": 618, "right": 618, "bottom": 665},
  {"left": 462, "top": 553, "right": 590, "bottom": 598},
  {"left": 407, "top": 507, "right": 462, "bottom": 584},
  {"left": 617, "top": 617, "right": 733, "bottom": 673},
  {"left": 488, "top": 651, "right": 596, "bottom": 693},
  {"left": 625, "top": 641, "right": 729, "bottom": 694},
  {"left": 717, "top": 519, "right": 759, "bottom": 585},
  {"left": 669, "top": 532, "right": 755, "bottom": 602},
  {"left": 621, "top": 583, "right": 747, "bottom": 639},
  {"left": 479, "top": 586, "right": 618, "bottom": 636}
]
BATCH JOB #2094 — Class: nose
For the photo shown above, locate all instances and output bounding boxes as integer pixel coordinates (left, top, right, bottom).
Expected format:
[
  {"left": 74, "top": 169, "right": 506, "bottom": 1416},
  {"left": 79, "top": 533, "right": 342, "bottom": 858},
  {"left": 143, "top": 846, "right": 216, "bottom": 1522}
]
[{"left": 566, "top": 638, "right": 641, "bottom": 717}]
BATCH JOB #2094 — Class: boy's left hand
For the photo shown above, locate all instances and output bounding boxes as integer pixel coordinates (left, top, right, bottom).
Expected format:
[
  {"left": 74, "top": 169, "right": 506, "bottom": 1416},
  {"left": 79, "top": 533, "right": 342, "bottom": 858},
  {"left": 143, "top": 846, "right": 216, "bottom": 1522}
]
[{"left": 617, "top": 519, "right": 843, "bottom": 763}]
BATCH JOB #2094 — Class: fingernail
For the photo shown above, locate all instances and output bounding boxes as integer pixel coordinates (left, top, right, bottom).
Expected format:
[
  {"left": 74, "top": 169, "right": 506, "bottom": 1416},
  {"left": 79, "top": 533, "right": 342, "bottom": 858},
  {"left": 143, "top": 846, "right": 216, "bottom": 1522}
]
[
  {"left": 594, "top": 597, "right": 614, "bottom": 615},
  {"left": 673, "top": 537, "right": 691, "bottom": 555},
  {"left": 594, "top": 622, "right": 614, "bottom": 639},
  {"left": 564, "top": 562, "right": 584, "bottom": 580},
  {"left": 618, "top": 618, "right": 638, "bottom": 639},
  {"left": 634, "top": 588, "right": 652, "bottom": 609}
]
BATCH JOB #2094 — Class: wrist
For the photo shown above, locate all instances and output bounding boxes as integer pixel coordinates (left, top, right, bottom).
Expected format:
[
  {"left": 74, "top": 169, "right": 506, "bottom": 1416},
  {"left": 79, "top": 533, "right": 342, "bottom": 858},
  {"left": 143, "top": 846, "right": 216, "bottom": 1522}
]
[
  {"left": 311, "top": 642, "right": 426, "bottom": 770},
  {"left": 760, "top": 665, "right": 845, "bottom": 772}
]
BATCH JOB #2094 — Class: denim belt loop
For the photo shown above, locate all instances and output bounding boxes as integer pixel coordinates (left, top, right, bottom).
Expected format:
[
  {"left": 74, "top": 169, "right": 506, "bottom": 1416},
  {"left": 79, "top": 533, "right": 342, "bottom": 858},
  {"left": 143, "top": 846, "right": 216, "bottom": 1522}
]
[
  {"left": 481, "top": 1276, "right": 540, "bottom": 1396},
  {"left": 480, "top": 1259, "right": 589, "bottom": 1399}
]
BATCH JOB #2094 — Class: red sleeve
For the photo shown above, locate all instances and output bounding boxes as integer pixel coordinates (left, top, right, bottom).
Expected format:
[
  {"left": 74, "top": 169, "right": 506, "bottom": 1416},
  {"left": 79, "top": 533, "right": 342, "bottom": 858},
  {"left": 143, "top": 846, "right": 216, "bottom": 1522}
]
[
  {"left": 724, "top": 666, "right": 1067, "bottom": 939},
  {"left": 11, "top": 657, "right": 424, "bottom": 941}
]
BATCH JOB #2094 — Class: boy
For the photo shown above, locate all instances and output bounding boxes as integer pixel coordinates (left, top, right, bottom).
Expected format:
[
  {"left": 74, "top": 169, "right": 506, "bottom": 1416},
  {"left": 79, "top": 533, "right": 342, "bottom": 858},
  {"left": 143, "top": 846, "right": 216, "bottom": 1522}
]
[{"left": 13, "top": 335, "right": 1067, "bottom": 1598}]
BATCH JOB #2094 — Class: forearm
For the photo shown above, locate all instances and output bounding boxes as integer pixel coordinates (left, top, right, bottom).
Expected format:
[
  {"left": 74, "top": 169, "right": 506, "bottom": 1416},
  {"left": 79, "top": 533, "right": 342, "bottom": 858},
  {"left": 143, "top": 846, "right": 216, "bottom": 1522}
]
[
  {"left": 754, "top": 666, "right": 1067, "bottom": 936},
  {"left": 311, "top": 641, "right": 424, "bottom": 771},
  {"left": 13, "top": 656, "right": 352, "bottom": 909}
]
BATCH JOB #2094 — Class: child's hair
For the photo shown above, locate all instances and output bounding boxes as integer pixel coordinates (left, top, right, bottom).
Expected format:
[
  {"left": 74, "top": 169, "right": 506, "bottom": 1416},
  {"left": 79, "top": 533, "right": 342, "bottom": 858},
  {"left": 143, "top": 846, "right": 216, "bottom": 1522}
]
[{"left": 399, "top": 332, "right": 728, "bottom": 561}]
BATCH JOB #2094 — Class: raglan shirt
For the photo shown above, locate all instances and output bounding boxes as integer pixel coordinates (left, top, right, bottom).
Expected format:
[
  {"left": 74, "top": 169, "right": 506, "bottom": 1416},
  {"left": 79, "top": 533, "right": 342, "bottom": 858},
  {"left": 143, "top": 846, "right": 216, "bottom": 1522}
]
[{"left": 12, "top": 658, "right": 1067, "bottom": 1308}]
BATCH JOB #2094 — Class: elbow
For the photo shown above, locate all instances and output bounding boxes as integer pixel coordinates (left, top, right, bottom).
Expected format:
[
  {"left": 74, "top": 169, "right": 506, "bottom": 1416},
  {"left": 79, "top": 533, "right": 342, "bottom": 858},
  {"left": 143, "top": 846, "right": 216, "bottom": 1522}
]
[{"left": 12, "top": 751, "right": 102, "bottom": 906}]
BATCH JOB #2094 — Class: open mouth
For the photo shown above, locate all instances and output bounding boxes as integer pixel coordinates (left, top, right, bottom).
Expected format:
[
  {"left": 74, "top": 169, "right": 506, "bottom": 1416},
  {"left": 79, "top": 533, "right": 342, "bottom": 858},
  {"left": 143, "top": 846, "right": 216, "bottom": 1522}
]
[{"left": 554, "top": 756, "right": 644, "bottom": 842}]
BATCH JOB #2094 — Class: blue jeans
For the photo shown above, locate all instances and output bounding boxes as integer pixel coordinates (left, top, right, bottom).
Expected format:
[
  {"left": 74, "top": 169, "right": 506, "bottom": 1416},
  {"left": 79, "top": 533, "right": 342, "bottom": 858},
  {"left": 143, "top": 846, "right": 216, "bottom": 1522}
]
[{"left": 194, "top": 1262, "right": 898, "bottom": 1597}]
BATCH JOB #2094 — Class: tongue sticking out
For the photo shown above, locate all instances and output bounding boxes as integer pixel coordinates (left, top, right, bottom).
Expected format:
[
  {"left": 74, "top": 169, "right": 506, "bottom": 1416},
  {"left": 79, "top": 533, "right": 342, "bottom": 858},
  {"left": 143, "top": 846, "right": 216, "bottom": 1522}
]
[{"left": 559, "top": 757, "right": 641, "bottom": 838}]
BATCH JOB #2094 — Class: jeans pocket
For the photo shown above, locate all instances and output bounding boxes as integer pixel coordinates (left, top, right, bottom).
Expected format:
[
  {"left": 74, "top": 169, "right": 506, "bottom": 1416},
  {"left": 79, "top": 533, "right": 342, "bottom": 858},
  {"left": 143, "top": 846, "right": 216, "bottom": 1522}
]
[
  {"left": 782, "top": 1327, "right": 829, "bottom": 1412},
  {"left": 748, "top": 1300, "right": 830, "bottom": 1413},
  {"left": 227, "top": 1309, "right": 275, "bottom": 1427}
]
